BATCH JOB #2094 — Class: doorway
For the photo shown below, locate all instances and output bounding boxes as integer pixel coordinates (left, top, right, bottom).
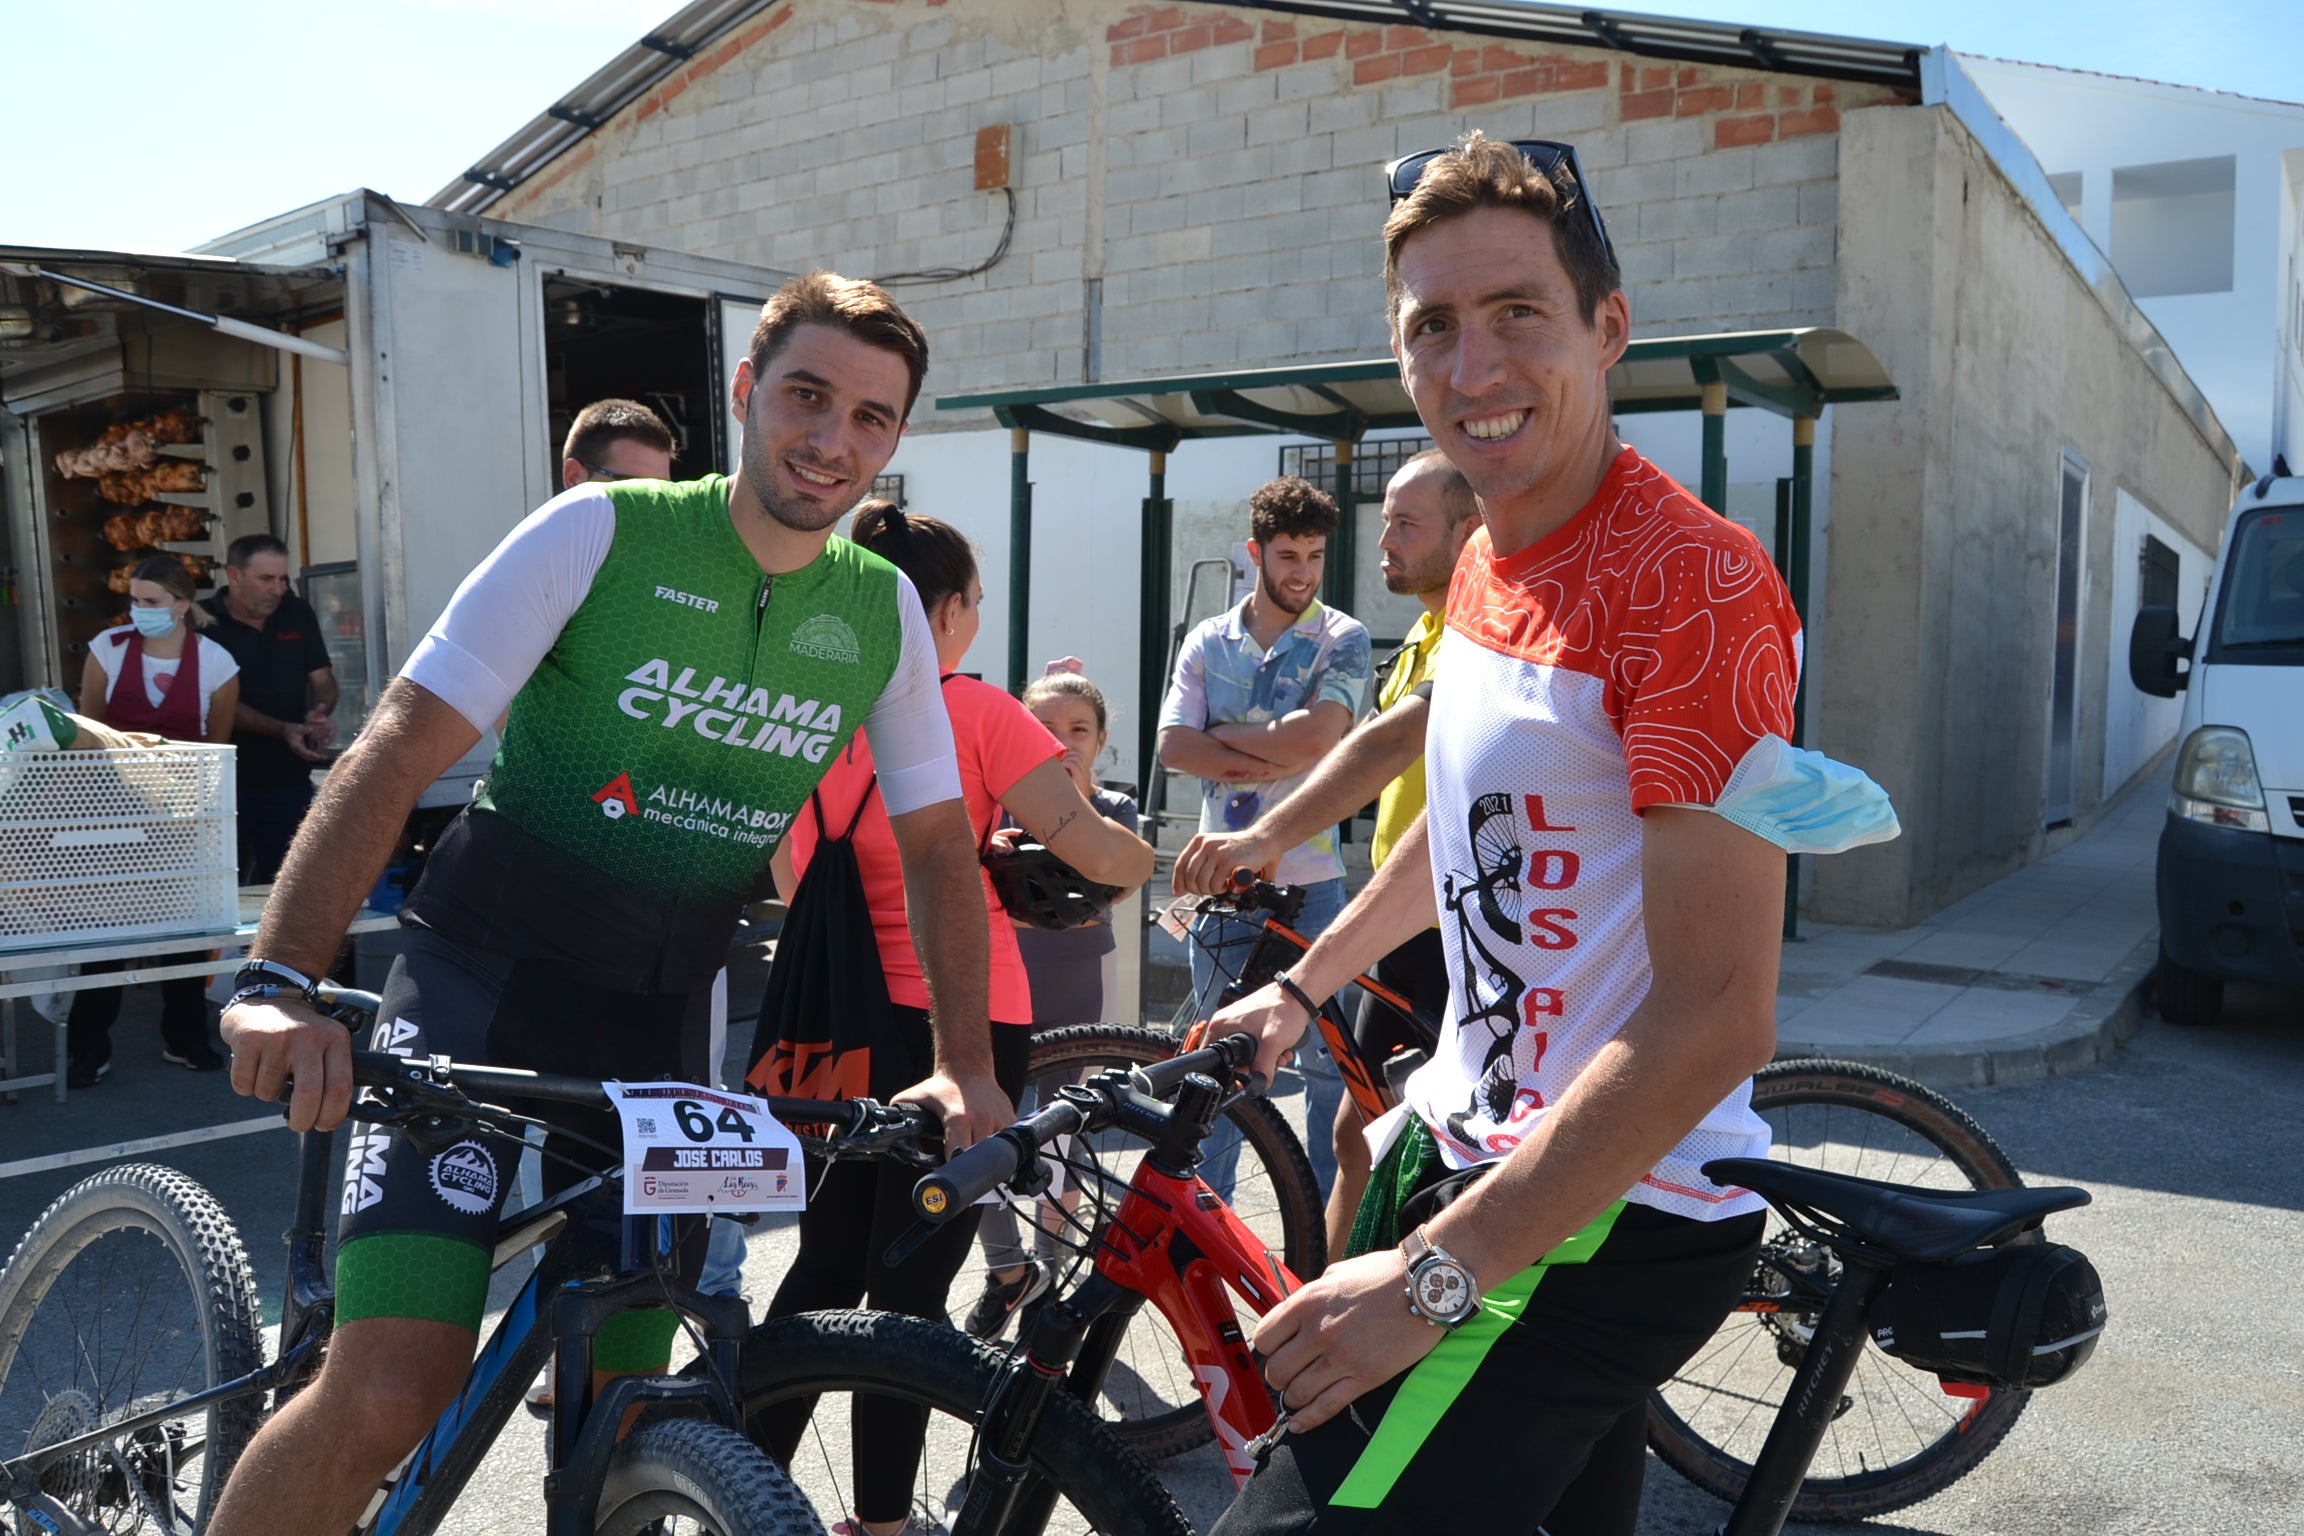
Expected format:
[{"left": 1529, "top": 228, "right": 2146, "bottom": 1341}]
[
  {"left": 2044, "top": 449, "right": 2088, "bottom": 827},
  {"left": 541, "top": 279, "right": 719, "bottom": 483}
]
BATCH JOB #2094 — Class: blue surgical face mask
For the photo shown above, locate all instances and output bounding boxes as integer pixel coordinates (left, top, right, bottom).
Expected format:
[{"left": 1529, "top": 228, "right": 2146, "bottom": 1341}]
[
  {"left": 130, "top": 606, "right": 179, "bottom": 639},
  {"left": 1700, "top": 736, "right": 1901, "bottom": 855}
]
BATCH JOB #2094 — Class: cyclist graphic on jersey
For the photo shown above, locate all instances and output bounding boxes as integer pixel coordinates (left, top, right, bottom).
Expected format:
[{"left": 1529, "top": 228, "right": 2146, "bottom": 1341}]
[{"left": 1441, "top": 792, "right": 1529, "bottom": 1143}]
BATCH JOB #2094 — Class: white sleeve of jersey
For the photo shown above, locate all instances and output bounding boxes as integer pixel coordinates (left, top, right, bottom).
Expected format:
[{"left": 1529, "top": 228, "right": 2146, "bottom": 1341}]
[
  {"left": 399, "top": 485, "right": 616, "bottom": 732},
  {"left": 863, "top": 571, "right": 962, "bottom": 816}
]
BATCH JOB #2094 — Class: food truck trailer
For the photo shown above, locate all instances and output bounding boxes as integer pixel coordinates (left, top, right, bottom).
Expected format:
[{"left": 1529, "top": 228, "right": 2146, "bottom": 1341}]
[{"left": 2, "top": 190, "right": 794, "bottom": 803}]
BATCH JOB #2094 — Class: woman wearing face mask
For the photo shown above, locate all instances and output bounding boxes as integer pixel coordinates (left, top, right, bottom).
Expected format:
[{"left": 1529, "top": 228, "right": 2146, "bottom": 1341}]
[{"left": 67, "top": 553, "right": 242, "bottom": 1087}]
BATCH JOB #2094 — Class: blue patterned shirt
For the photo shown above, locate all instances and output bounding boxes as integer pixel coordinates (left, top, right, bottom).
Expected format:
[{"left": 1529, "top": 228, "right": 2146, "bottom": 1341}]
[{"left": 1159, "top": 599, "right": 1371, "bottom": 885}]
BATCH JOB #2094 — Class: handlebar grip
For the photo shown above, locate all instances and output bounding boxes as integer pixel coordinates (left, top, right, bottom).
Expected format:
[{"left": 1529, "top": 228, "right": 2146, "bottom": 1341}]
[
  {"left": 912, "top": 1132, "right": 1029, "bottom": 1223},
  {"left": 1229, "top": 866, "right": 1258, "bottom": 891},
  {"left": 314, "top": 983, "right": 383, "bottom": 1020},
  {"left": 350, "top": 1048, "right": 418, "bottom": 1088},
  {"left": 1132, "top": 1032, "right": 1263, "bottom": 1099}
]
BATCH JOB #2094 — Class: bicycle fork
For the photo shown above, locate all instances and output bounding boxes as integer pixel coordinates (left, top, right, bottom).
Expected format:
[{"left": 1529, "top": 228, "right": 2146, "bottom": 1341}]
[{"left": 950, "top": 1273, "right": 1137, "bottom": 1536}]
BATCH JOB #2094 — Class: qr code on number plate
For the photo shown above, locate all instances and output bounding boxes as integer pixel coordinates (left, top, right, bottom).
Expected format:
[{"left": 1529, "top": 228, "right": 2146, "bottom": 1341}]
[{"left": 636, "top": 1117, "right": 657, "bottom": 1136}]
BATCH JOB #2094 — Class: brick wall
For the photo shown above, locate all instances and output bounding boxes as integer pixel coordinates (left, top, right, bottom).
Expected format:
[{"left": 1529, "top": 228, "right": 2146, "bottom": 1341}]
[{"left": 487, "top": 0, "right": 1909, "bottom": 411}]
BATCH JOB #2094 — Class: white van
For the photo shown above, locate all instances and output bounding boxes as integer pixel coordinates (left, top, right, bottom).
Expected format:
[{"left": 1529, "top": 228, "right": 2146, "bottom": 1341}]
[{"left": 2130, "top": 473, "right": 2304, "bottom": 1025}]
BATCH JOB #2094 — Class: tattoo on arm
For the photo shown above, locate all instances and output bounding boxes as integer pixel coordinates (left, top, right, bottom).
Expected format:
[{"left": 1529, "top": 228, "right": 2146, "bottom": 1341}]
[{"left": 1047, "top": 807, "right": 1079, "bottom": 840}]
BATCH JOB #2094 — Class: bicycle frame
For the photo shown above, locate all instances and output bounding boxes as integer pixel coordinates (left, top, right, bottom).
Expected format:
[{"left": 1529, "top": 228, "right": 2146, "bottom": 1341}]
[
  {"left": 1180, "top": 894, "right": 1437, "bottom": 1127},
  {"left": 1086, "top": 1157, "right": 1297, "bottom": 1484}
]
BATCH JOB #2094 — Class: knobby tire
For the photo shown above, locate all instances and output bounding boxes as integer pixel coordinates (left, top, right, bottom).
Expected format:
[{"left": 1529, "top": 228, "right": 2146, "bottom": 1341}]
[
  {"left": 1647, "top": 1059, "right": 2033, "bottom": 1521},
  {"left": 738, "top": 1310, "right": 1193, "bottom": 1536},
  {"left": 0, "top": 1163, "right": 264, "bottom": 1533}
]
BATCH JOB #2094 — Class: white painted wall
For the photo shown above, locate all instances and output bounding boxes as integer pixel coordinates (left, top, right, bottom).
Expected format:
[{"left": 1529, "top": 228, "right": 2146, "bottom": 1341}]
[
  {"left": 1963, "top": 55, "right": 2304, "bottom": 474},
  {"left": 2102, "top": 486, "right": 2213, "bottom": 795}
]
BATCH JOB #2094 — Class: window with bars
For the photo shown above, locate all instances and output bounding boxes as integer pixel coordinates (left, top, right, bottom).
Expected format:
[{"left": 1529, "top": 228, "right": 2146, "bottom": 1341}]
[
  {"left": 1278, "top": 437, "right": 1434, "bottom": 496},
  {"left": 870, "top": 473, "right": 906, "bottom": 506}
]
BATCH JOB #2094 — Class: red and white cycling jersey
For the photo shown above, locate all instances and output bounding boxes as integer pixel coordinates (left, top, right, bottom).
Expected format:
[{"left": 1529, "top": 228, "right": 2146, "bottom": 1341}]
[{"left": 1405, "top": 446, "right": 1798, "bottom": 1221}]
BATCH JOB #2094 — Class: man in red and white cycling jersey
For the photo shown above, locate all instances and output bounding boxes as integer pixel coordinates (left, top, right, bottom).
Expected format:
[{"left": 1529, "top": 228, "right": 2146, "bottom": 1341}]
[{"left": 1208, "top": 133, "right": 1892, "bottom": 1536}]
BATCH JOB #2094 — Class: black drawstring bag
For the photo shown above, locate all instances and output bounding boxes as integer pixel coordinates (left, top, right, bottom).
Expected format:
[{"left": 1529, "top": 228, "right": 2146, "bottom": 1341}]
[{"left": 745, "top": 778, "right": 923, "bottom": 1103}]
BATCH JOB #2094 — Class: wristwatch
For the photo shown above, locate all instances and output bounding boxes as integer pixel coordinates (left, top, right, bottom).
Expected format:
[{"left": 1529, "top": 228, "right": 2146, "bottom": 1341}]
[{"left": 1402, "top": 1225, "right": 1481, "bottom": 1328}]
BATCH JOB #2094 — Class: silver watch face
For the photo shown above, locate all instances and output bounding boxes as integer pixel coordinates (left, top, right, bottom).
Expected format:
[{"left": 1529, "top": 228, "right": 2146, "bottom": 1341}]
[{"left": 1415, "top": 1260, "right": 1473, "bottom": 1321}]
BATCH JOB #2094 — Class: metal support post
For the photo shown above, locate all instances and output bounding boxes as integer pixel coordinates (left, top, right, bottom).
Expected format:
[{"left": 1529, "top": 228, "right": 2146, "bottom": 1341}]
[
  {"left": 1136, "top": 451, "right": 1173, "bottom": 1028},
  {"left": 1773, "top": 476, "right": 1797, "bottom": 941},
  {"left": 1137, "top": 451, "right": 1172, "bottom": 802},
  {"left": 1006, "top": 427, "right": 1032, "bottom": 692},
  {"left": 1699, "top": 379, "right": 1729, "bottom": 511},
  {"left": 1325, "top": 439, "right": 1355, "bottom": 612},
  {"left": 1784, "top": 415, "right": 1817, "bottom": 938}
]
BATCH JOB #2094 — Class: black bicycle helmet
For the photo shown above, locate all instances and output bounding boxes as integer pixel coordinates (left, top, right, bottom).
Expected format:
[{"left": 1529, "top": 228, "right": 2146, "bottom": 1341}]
[{"left": 985, "top": 839, "right": 1126, "bottom": 930}]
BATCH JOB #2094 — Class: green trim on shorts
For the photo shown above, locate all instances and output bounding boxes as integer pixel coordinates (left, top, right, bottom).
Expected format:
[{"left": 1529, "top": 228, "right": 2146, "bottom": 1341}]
[
  {"left": 593, "top": 1308, "right": 683, "bottom": 1374},
  {"left": 1329, "top": 1120, "right": 1629, "bottom": 1511},
  {"left": 335, "top": 1231, "right": 493, "bottom": 1333}
]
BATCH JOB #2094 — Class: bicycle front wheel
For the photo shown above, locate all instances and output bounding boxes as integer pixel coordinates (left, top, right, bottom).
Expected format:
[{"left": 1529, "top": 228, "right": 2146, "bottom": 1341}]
[
  {"left": 741, "top": 1310, "right": 1193, "bottom": 1536},
  {"left": 596, "top": 1418, "right": 827, "bottom": 1535},
  {"left": 0, "top": 1163, "right": 265, "bottom": 1533},
  {"left": 1013, "top": 1023, "right": 1322, "bottom": 1459},
  {"left": 1647, "top": 1059, "right": 2032, "bottom": 1521}
]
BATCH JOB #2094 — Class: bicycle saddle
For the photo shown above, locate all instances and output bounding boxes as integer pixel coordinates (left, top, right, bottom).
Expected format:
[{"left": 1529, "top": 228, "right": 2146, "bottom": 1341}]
[{"left": 1704, "top": 1158, "right": 2089, "bottom": 1264}]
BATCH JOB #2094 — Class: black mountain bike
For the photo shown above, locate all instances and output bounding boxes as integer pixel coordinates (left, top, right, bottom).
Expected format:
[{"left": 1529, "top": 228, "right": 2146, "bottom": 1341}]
[
  {"left": 1173, "top": 876, "right": 2052, "bottom": 1516},
  {"left": 731, "top": 1032, "right": 2102, "bottom": 1536},
  {"left": 0, "top": 984, "right": 905, "bottom": 1536}
]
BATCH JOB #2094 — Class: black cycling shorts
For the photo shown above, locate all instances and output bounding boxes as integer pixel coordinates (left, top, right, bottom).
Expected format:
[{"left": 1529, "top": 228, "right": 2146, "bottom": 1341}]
[
  {"left": 1214, "top": 1125, "right": 1763, "bottom": 1536},
  {"left": 335, "top": 927, "right": 713, "bottom": 1370},
  {"left": 1353, "top": 925, "right": 1446, "bottom": 1062}
]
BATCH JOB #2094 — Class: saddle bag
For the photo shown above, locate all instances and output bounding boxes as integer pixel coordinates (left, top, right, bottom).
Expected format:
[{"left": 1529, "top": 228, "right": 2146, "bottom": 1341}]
[{"left": 1870, "top": 1239, "right": 2107, "bottom": 1389}]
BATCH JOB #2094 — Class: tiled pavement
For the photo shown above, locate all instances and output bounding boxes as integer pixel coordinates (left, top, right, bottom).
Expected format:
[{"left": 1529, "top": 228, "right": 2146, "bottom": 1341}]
[{"left": 1776, "top": 768, "right": 2167, "bottom": 1087}]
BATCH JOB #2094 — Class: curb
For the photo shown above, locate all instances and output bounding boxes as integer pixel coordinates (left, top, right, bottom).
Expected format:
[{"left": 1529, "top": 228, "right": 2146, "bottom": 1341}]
[{"left": 1776, "top": 933, "right": 2160, "bottom": 1092}]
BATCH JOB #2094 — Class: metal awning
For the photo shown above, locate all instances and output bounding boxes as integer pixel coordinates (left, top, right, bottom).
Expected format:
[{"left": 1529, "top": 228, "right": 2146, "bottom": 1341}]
[
  {"left": 0, "top": 246, "right": 344, "bottom": 413},
  {"left": 936, "top": 327, "right": 1898, "bottom": 449},
  {"left": 940, "top": 327, "right": 1896, "bottom": 934}
]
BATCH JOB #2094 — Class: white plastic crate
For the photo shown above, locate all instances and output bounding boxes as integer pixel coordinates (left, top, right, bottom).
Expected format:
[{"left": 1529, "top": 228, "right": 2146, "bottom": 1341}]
[{"left": 0, "top": 744, "right": 239, "bottom": 954}]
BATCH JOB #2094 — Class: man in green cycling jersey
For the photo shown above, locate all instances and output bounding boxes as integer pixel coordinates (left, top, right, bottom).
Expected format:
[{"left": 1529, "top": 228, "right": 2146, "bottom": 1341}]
[{"left": 212, "top": 270, "right": 1004, "bottom": 1536}]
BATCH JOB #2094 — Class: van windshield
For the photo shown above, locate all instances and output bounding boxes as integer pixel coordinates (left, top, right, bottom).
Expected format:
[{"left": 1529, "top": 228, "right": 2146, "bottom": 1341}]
[{"left": 2208, "top": 508, "right": 2304, "bottom": 662}]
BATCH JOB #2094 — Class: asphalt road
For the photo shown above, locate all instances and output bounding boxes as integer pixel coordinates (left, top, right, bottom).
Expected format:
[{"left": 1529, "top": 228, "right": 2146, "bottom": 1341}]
[{"left": 2, "top": 978, "right": 2298, "bottom": 1534}]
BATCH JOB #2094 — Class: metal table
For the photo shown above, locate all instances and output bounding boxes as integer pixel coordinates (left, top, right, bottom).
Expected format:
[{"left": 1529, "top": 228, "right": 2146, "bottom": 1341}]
[{"left": 1, "top": 889, "right": 400, "bottom": 1104}]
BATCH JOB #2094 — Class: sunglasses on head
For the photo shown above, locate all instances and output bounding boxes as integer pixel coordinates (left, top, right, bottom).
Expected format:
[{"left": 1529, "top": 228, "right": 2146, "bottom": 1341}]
[{"left": 1383, "top": 139, "right": 1616, "bottom": 265}]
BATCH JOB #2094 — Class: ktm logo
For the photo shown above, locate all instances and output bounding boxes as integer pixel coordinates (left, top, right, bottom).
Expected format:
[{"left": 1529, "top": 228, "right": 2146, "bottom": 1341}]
[{"left": 593, "top": 771, "right": 639, "bottom": 819}]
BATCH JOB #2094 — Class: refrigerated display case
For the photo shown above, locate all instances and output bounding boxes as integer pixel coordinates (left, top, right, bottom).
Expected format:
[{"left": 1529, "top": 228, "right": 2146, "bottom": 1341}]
[{"left": 300, "top": 560, "right": 367, "bottom": 744}]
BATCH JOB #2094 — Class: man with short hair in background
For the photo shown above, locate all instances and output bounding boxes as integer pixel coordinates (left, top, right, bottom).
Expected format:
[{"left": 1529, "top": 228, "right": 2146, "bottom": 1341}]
[
  {"left": 1158, "top": 476, "right": 1371, "bottom": 1201},
  {"left": 560, "top": 396, "right": 676, "bottom": 488},
  {"left": 202, "top": 533, "right": 337, "bottom": 883}
]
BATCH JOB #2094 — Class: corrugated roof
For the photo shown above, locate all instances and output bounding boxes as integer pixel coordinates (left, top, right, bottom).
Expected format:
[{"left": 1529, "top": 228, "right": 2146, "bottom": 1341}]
[{"left": 427, "top": 0, "right": 1923, "bottom": 216}]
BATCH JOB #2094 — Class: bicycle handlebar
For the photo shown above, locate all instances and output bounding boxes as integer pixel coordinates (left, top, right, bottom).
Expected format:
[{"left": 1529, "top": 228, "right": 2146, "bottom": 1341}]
[
  {"left": 341, "top": 1049, "right": 938, "bottom": 1160},
  {"left": 1188, "top": 868, "right": 1305, "bottom": 926},
  {"left": 909, "top": 1032, "right": 1262, "bottom": 1220}
]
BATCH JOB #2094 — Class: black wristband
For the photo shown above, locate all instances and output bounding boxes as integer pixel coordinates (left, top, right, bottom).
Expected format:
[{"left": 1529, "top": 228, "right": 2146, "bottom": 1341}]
[
  {"left": 234, "top": 958, "right": 320, "bottom": 1004},
  {"left": 1273, "top": 969, "right": 1322, "bottom": 1022}
]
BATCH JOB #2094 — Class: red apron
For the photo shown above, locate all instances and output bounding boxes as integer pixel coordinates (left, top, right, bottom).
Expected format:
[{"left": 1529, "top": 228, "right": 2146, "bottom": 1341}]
[{"left": 106, "top": 629, "right": 204, "bottom": 742}]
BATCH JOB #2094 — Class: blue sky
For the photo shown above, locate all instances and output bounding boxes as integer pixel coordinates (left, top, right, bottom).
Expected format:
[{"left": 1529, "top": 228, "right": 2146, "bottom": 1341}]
[{"left": 2, "top": 0, "right": 2299, "bottom": 255}]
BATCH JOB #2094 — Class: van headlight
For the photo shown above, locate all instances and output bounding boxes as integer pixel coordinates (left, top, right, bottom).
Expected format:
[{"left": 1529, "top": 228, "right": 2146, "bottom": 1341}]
[{"left": 2171, "top": 726, "right": 2270, "bottom": 833}]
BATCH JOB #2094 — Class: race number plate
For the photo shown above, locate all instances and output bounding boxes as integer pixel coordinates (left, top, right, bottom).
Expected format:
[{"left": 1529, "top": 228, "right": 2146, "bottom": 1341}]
[{"left": 608, "top": 1081, "right": 806, "bottom": 1215}]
